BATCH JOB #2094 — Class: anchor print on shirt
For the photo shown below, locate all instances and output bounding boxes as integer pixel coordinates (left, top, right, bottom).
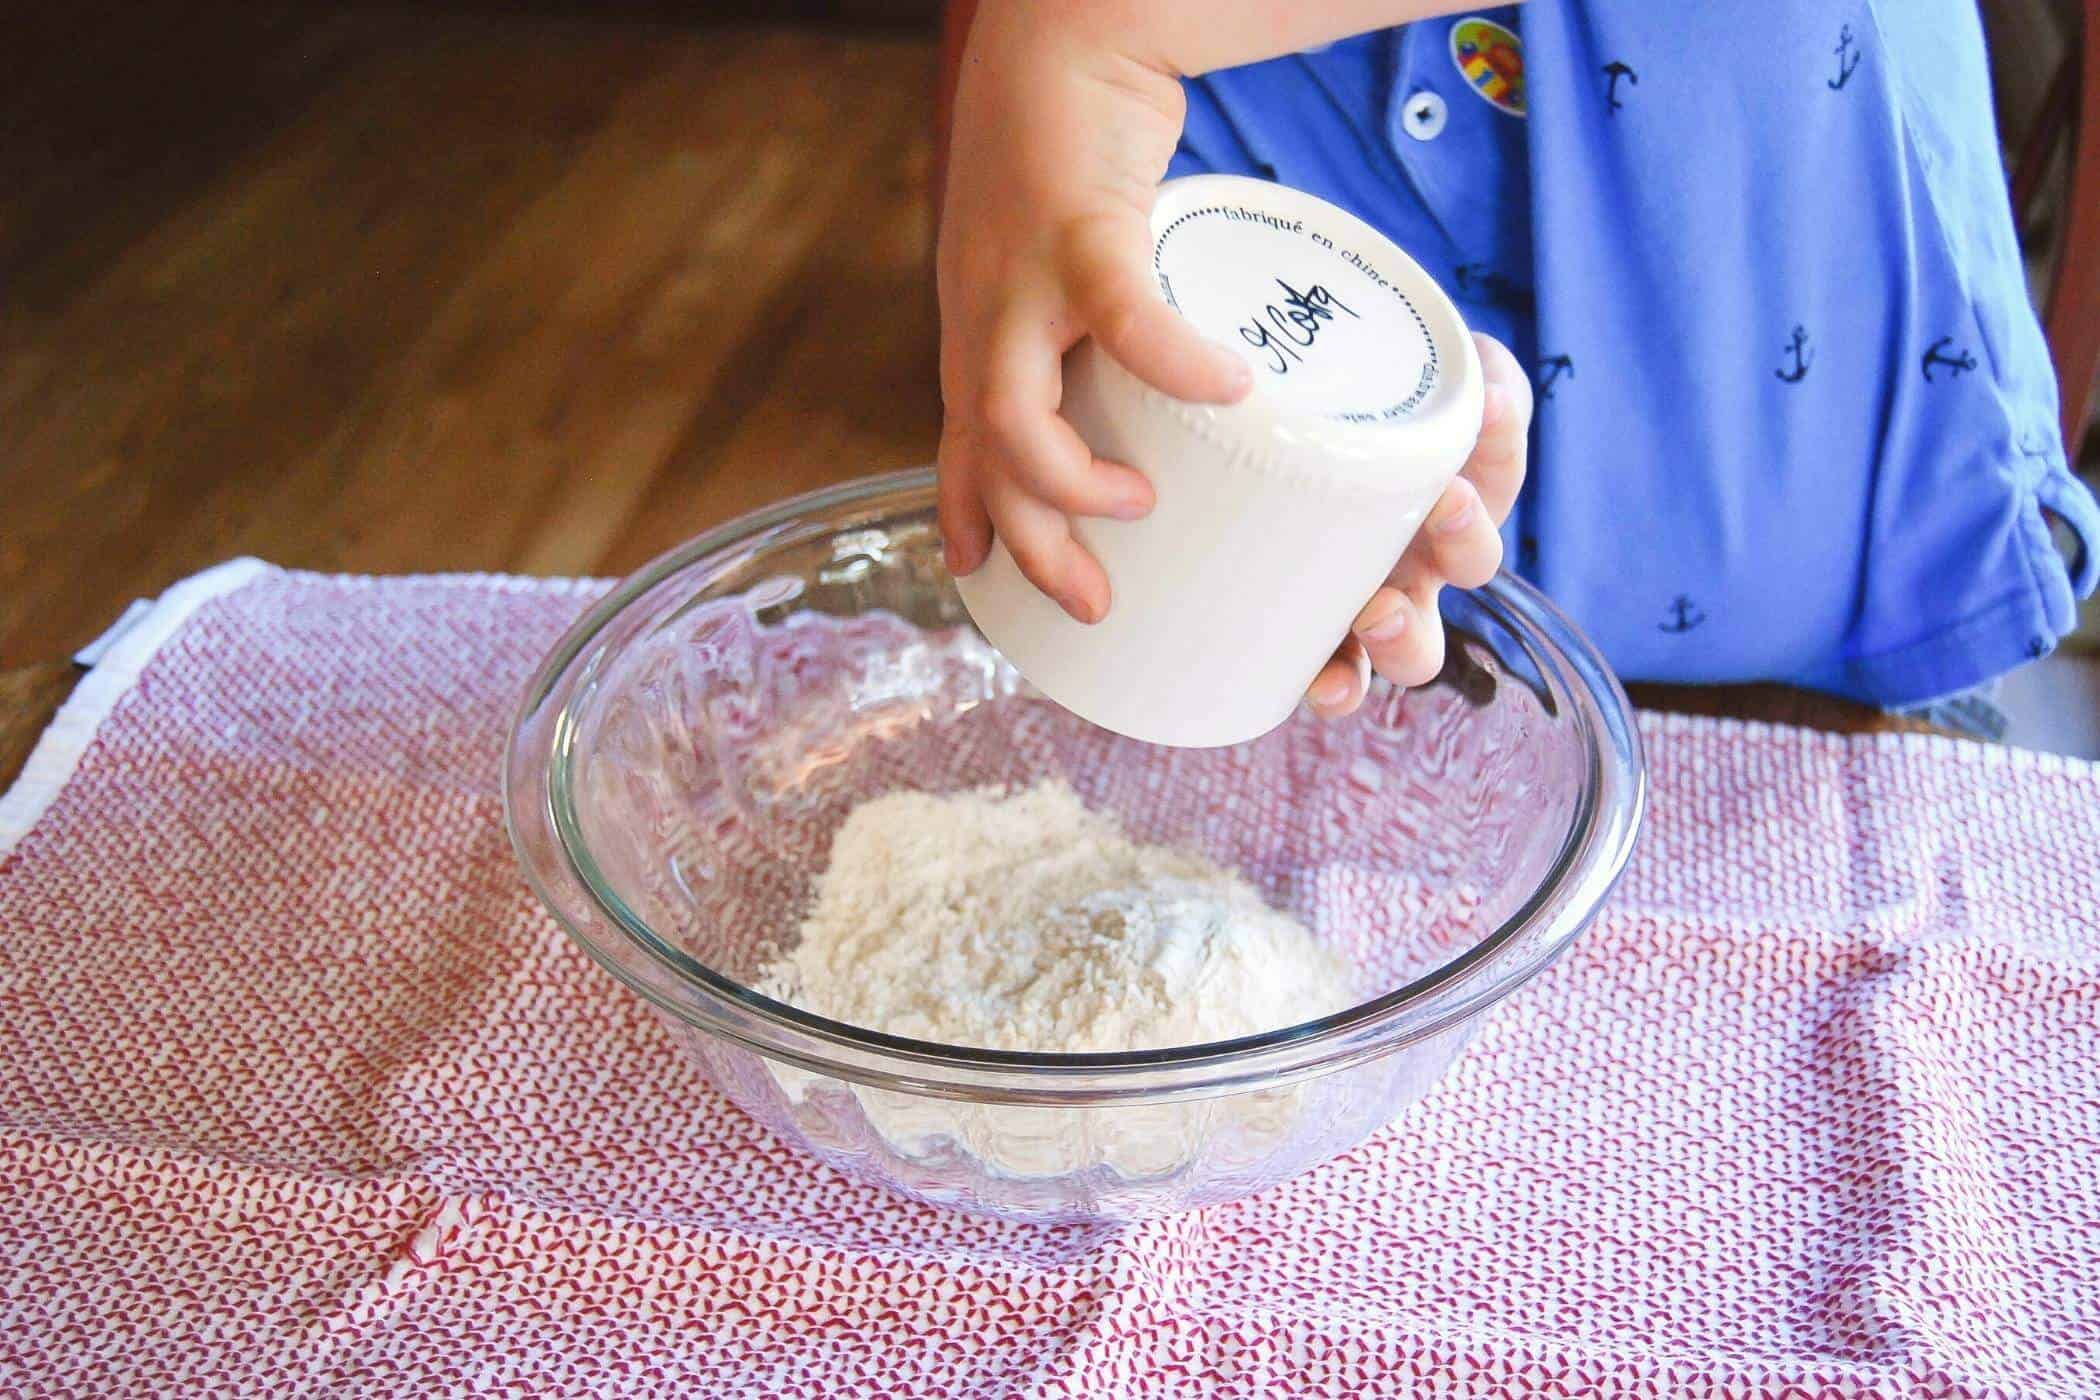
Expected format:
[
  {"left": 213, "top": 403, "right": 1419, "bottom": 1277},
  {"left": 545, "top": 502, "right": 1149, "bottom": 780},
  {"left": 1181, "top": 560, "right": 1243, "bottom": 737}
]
[
  {"left": 1921, "top": 336, "right": 1977, "bottom": 382},
  {"left": 1829, "top": 25, "right": 1861, "bottom": 89},
  {"left": 1537, "top": 353, "right": 1574, "bottom": 400},
  {"left": 1659, "top": 595, "right": 1707, "bottom": 633},
  {"left": 1775, "top": 325, "right": 1813, "bottom": 383},
  {"left": 1453, "top": 262, "right": 1535, "bottom": 311},
  {"left": 1602, "top": 61, "right": 1638, "bottom": 113}
]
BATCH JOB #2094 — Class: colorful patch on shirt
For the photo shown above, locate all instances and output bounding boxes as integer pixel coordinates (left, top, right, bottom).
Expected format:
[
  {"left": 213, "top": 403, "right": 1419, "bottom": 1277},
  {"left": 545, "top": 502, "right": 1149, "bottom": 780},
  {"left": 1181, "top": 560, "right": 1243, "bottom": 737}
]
[{"left": 1450, "top": 18, "right": 1526, "bottom": 117}]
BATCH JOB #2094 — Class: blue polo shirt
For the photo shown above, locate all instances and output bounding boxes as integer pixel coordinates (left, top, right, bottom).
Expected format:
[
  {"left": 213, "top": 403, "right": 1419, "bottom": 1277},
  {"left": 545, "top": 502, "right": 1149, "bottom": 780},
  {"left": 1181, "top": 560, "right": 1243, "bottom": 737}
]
[{"left": 1169, "top": 2, "right": 2097, "bottom": 706}]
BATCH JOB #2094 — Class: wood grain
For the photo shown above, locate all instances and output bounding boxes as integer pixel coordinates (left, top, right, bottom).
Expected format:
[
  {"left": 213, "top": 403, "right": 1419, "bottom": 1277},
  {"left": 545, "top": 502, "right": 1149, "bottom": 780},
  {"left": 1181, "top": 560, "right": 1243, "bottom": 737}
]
[
  {"left": 1623, "top": 682, "right": 1946, "bottom": 738},
  {"left": 0, "top": 10, "right": 934, "bottom": 670},
  {"left": 0, "top": 666, "right": 80, "bottom": 802},
  {"left": 0, "top": 6, "right": 1958, "bottom": 798}
]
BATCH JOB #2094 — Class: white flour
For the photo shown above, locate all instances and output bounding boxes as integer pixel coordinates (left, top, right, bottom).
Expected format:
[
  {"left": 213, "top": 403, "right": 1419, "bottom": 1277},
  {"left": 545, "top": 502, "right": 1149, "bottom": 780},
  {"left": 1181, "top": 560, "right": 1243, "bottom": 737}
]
[
  {"left": 756, "top": 782, "right": 1357, "bottom": 1181},
  {"left": 758, "top": 781, "right": 1351, "bottom": 1052}
]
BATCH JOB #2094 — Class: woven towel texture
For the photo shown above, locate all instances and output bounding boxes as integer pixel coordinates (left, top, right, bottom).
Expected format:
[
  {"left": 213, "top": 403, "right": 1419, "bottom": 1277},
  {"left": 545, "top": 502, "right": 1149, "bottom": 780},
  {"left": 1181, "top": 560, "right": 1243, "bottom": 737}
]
[{"left": 1, "top": 568, "right": 2095, "bottom": 1398}]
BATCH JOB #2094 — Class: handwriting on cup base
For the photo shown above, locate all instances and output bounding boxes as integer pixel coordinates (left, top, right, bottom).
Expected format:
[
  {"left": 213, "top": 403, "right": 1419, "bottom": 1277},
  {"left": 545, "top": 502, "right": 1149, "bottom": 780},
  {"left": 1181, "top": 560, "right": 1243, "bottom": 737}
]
[{"left": 1238, "top": 279, "right": 1359, "bottom": 375}]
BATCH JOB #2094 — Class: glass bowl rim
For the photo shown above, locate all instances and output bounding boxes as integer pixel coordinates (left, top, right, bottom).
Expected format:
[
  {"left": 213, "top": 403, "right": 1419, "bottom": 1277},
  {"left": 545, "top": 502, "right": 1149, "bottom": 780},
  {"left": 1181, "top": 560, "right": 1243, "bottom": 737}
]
[{"left": 505, "top": 468, "right": 1645, "bottom": 1103}]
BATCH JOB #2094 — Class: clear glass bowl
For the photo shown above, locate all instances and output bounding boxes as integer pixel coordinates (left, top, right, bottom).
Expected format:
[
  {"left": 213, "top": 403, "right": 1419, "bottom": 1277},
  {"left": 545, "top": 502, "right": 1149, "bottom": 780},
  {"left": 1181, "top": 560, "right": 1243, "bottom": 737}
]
[{"left": 505, "top": 469, "right": 1644, "bottom": 1223}]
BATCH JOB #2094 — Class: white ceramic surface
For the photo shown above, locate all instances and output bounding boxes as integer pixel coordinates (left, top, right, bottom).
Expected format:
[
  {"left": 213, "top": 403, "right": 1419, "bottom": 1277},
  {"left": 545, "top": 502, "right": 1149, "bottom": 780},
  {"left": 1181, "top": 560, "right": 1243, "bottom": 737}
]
[{"left": 957, "top": 175, "right": 1485, "bottom": 748}]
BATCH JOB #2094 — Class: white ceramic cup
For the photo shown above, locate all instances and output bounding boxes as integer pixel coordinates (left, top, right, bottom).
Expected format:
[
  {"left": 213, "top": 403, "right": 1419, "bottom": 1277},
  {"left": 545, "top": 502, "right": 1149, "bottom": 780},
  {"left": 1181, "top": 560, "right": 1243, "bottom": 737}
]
[{"left": 956, "top": 174, "right": 1485, "bottom": 748}]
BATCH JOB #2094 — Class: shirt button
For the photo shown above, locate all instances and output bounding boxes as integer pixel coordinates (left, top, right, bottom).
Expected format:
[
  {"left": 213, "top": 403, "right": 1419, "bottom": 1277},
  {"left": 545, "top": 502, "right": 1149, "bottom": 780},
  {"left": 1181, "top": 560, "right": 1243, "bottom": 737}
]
[{"left": 1402, "top": 90, "right": 1449, "bottom": 141}]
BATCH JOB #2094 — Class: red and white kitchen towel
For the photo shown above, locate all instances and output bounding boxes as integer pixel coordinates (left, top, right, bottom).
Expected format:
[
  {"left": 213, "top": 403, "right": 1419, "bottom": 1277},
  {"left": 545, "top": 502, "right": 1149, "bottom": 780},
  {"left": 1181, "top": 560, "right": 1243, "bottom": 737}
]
[{"left": 2, "top": 562, "right": 2096, "bottom": 1398}]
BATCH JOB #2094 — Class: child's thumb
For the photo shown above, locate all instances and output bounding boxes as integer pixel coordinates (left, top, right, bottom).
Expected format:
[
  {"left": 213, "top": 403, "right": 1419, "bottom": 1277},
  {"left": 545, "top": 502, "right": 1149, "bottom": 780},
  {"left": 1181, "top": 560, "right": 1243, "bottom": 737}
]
[{"left": 1060, "top": 213, "right": 1251, "bottom": 406}]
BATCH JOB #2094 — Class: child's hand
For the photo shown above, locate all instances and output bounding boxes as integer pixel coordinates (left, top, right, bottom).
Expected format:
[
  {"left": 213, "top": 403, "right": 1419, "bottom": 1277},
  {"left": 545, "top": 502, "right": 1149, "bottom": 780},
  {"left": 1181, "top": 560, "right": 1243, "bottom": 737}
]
[
  {"left": 934, "top": 3, "right": 1526, "bottom": 712},
  {"left": 935, "top": 7, "right": 1253, "bottom": 624},
  {"left": 1304, "top": 332, "right": 1532, "bottom": 719}
]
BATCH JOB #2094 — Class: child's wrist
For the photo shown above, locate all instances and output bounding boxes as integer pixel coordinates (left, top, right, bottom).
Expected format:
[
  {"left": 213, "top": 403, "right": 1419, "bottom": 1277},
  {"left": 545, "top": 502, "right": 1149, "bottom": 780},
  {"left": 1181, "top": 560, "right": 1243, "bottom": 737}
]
[
  {"left": 999, "top": 0, "right": 1467, "bottom": 80},
  {"left": 982, "top": 0, "right": 1190, "bottom": 80}
]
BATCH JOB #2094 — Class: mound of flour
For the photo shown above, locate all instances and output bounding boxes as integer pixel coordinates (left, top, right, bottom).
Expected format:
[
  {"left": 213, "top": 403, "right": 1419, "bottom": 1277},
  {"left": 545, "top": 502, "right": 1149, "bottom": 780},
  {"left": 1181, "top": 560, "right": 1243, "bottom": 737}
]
[{"left": 758, "top": 781, "right": 1352, "bottom": 1053}]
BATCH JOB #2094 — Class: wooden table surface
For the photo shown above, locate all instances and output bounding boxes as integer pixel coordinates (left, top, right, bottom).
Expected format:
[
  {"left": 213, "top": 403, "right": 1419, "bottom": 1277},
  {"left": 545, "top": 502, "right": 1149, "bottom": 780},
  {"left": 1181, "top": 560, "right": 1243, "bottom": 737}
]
[{"left": 0, "top": 5, "right": 1941, "bottom": 794}]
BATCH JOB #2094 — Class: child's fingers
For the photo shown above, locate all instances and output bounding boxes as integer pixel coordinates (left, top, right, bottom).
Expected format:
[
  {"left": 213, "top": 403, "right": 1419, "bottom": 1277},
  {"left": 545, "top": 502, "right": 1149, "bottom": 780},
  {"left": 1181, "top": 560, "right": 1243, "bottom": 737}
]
[
  {"left": 1312, "top": 577, "right": 1454, "bottom": 719},
  {"left": 1305, "top": 635, "right": 1372, "bottom": 718},
  {"left": 1013, "top": 455, "right": 1152, "bottom": 522},
  {"left": 982, "top": 477, "right": 1110, "bottom": 624},
  {"left": 1463, "top": 333, "right": 1532, "bottom": 522},
  {"left": 1061, "top": 213, "right": 1253, "bottom": 406},
  {"left": 1374, "top": 336, "right": 1526, "bottom": 603},
  {"left": 978, "top": 314, "right": 1158, "bottom": 520},
  {"left": 1348, "top": 584, "right": 1446, "bottom": 690},
  {"left": 936, "top": 449, "right": 994, "bottom": 576},
  {"left": 986, "top": 401, "right": 1154, "bottom": 520},
  {"left": 1418, "top": 477, "right": 1504, "bottom": 590}
]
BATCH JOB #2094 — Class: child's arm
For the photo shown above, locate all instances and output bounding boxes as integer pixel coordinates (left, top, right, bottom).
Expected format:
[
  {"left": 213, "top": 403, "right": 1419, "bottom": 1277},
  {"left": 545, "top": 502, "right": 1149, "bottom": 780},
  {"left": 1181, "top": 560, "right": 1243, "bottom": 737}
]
[{"left": 937, "top": 1, "right": 1527, "bottom": 718}]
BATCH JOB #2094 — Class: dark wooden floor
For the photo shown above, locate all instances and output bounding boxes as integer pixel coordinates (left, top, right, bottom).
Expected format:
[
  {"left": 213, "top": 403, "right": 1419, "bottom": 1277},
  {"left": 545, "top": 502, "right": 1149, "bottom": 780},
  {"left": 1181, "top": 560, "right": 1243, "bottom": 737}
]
[
  {"left": 0, "top": 4, "right": 2007, "bottom": 784},
  {"left": 1, "top": 5, "right": 941, "bottom": 670}
]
